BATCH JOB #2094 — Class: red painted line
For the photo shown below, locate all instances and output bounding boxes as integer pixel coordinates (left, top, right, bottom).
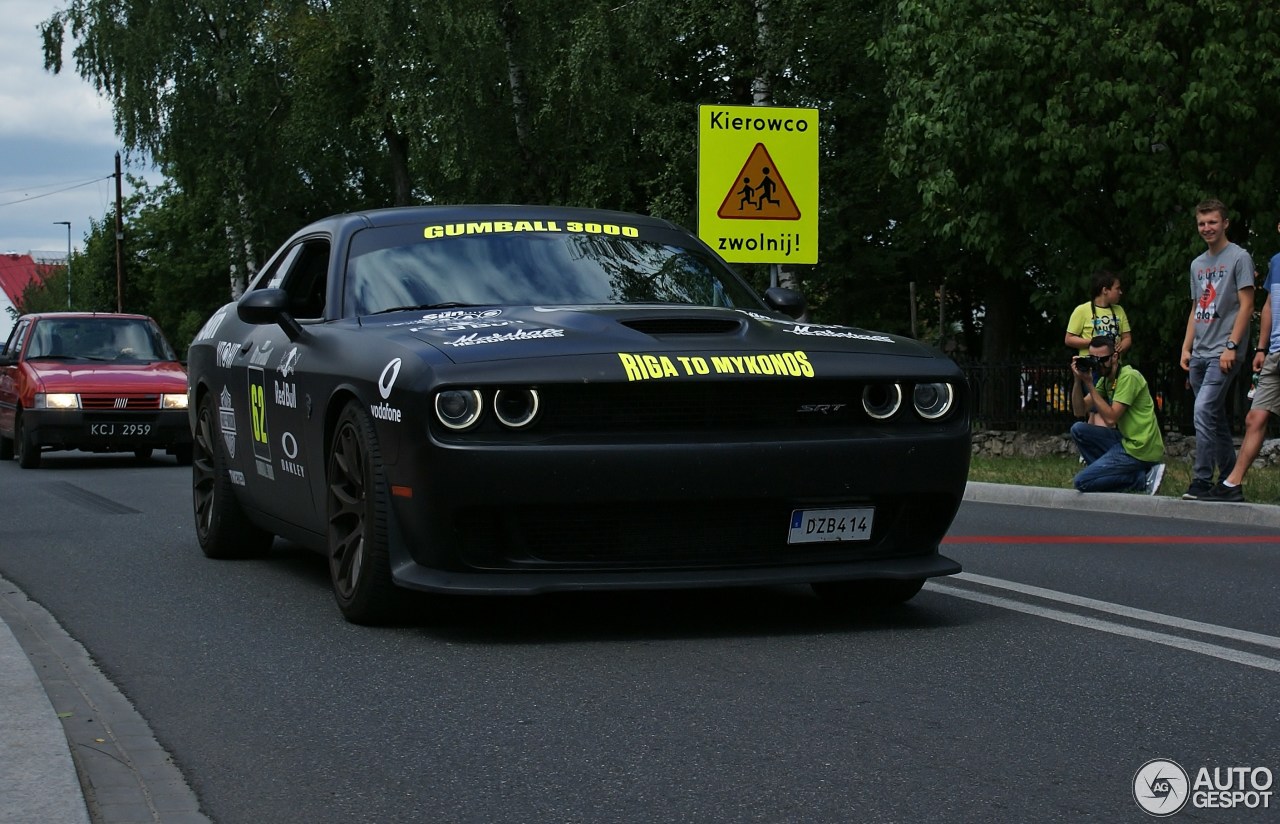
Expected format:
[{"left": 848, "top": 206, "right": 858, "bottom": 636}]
[{"left": 944, "top": 535, "right": 1280, "bottom": 544}]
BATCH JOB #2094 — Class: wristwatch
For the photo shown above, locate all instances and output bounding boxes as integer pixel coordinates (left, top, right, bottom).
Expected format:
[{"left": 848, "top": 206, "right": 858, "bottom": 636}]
[{"left": 1226, "top": 340, "right": 1238, "bottom": 351}]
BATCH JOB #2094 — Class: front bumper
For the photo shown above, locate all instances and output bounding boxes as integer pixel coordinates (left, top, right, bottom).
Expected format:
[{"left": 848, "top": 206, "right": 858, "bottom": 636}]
[
  {"left": 21, "top": 408, "right": 192, "bottom": 453},
  {"left": 384, "top": 427, "right": 970, "bottom": 594}
]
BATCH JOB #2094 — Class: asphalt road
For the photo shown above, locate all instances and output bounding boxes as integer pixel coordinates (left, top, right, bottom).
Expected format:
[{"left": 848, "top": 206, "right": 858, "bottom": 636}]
[{"left": 1, "top": 454, "right": 1278, "bottom": 823}]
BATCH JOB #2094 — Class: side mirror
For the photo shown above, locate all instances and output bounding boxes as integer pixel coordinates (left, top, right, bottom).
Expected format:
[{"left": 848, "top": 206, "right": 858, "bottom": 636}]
[
  {"left": 0, "top": 353, "right": 13, "bottom": 366},
  {"left": 238, "top": 288, "right": 305, "bottom": 341},
  {"left": 764, "top": 286, "right": 807, "bottom": 320}
]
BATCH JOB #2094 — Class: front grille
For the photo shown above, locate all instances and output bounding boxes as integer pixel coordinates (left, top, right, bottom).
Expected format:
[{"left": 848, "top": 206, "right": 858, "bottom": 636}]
[
  {"left": 81, "top": 395, "right": 161, "bottom": 411},
  {"left": 457, "top": 498, "right": 904, "bottom": 569}
]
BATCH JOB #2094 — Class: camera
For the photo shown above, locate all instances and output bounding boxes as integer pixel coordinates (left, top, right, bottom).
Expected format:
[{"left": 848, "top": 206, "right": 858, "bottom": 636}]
[{"left": 1074, "top": 355, "right": 1104, "bottom": 371}]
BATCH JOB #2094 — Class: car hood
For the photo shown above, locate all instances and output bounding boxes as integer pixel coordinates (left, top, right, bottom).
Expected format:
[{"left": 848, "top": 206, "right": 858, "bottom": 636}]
[
  {"left": 25, "top": 360, "right": 188, "bottom": 393},
  {"left": 381, "top": 305, "right": 936, "bottom": 364}
]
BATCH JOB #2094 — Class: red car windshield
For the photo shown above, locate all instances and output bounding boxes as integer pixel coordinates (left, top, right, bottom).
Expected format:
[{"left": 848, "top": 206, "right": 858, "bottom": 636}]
[{"left": 25, "top": 318, "right": 178, "bottom": 363}]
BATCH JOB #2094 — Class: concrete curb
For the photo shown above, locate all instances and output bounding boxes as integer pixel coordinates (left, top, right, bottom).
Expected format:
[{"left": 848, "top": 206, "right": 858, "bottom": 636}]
[
  {"left": 964, "top": 481, "right": 1280, "bottom": 529},
  {"left": 0, "top": 586, "right": 91, "bottom": 824}
]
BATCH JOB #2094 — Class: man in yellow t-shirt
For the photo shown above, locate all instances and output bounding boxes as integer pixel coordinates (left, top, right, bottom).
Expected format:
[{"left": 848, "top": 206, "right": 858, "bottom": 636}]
[{"left": 1065, "top": 270, "right": 1131, "bottom": 356}]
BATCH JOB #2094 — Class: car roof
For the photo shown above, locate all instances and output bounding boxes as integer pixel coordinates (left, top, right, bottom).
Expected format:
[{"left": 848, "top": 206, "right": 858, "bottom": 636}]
[
  {"left": 18, "top": 312, "right": 154, "bottom": 322},
  {"left": 300, "top": 204, "right": 683, "bottom": 234}
]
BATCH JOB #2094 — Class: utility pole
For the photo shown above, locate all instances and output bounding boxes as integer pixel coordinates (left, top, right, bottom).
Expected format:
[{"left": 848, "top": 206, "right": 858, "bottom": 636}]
[{"left": 114, "top": 152, "right": 124, "bottom": 312}]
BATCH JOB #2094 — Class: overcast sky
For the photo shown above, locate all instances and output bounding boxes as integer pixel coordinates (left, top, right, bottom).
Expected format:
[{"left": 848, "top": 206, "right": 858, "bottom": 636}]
[{"left": 0, "top": 1, "right": 157, "bottom": 258}]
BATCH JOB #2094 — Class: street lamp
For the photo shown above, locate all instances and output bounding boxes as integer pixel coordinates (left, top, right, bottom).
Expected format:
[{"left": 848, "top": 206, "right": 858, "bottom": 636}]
[{"left": 53, "top": 221, "right": 71, "bottom": 308}]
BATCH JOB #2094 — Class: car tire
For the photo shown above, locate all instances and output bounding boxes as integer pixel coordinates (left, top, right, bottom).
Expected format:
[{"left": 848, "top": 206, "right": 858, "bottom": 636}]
[
  {"left": 0, "top": 434, "right": 12, "bottom": 461},
  {"left": 192, "top": 392, "right": 272, "bottom": 559},
  {"left": 810, "top": 578, "right": 925, "bottom": 610},
  {"left": 134, "top": 447, "right": 153, "bottom": 462},
  {"left": 15, "top": 415, "right": 40, "bottom": 469},
  {"left": 326, "top": 401, "right": 404, "bottom": 624},
  {"left": 172, "top": 444, "right": 193, "bottom": 466}
]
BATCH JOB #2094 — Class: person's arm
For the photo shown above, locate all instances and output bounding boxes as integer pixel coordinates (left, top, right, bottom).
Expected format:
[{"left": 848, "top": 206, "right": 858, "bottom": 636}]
[
  {"left": 1069, "top": 363, "right": 1090, "bottom": 418},
  {"left": 1180, "top": 308, "right": 1196, "bottom": 371},
  {"left": 1086, "top": 376, "right": 1128, "bottom": 427},
  {"left": 1064, "top": 304, "right": 1089, "bottom": 351},
  {"left": 1116, "top": 330, "right": 1133, "bottom": 355},
  {"left": 1065, "top": 330, "right": 1090, "bottom": 350},
  {"left": 1254, "top": 293, "right": 1273, "bottom": 371},
  {"left": 1221, "top": 284, "right": 1255, "bottom": 372}
]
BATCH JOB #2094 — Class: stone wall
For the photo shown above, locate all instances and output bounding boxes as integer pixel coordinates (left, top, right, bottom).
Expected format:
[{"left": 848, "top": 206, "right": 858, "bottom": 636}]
[{"left": 971, "top": 430, "right": 1280, "bottom": 467}]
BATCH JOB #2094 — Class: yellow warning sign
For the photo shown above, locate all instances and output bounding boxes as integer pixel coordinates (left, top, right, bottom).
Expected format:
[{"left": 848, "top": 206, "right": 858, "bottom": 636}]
[
  {"left": 717, "top": 143, "right": 801, "bottom": 220},
  {"left": 698, "top": 105, "right": 818, "bottom": 264}
]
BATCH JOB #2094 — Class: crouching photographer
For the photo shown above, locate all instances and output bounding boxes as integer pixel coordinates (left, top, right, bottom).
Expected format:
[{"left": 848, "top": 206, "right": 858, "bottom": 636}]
[{"left": 1069, "top": 335, "right": 1167, "bottom": 494}]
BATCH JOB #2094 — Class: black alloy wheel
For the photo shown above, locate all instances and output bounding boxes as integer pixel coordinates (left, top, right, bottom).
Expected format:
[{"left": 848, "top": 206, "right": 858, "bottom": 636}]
[
  {"left": 192, "top": 392, "right": 272, "bottom": 558},
  {"left": 326, "top": 401, "right": 402, "bottom": 624}
]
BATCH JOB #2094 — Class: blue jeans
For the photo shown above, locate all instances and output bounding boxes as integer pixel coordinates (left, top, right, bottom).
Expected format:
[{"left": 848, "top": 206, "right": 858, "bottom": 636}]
[
  {"left": 1187, "top": 356, "right": 1241, "bottom": 484},
  {"left": 1070, "top": 422, "right": 1151, "bottom": 492}
]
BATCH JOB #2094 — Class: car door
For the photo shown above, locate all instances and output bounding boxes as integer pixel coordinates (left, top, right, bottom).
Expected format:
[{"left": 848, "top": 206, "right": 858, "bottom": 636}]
[
  {"left": 0, "top": 318, "right": 31, "bottom": 437},
  {"left": 240, "top": 237, "right": 333, "bottom": 527}
]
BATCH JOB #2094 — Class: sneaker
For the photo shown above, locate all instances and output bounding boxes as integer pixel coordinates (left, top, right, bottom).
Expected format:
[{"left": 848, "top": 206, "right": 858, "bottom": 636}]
[
  {"left": 1202, "top": 482, "right": 1245, "bottom": 503},
  {"left": 1181, "top": 479, "right": 1214, "bottom": 500},
  {"left": 1143, "top": 463, "right": 1166, "bottom": 496}
]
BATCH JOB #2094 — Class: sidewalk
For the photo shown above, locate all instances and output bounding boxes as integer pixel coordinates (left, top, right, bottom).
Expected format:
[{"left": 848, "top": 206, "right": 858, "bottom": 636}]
[
  {"left": 0, "top": 594, "right": 90, "bottom": 824},
  {"left": 2, "top": 483, "right": 1278, "bottom": 824},
  {"left": 0, "top": 578, "right": 209, "bottom": 824}
]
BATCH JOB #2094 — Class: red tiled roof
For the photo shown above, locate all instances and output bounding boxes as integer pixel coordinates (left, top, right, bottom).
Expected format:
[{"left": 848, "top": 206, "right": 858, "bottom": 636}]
[{"left": 0, "top": 253, "right": 50, "bottom": 308}]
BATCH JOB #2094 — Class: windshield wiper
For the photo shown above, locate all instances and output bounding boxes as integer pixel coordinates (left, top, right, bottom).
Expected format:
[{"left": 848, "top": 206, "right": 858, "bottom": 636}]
[{"left": 371, "top": 302, "right": 479, "bottom": 316}]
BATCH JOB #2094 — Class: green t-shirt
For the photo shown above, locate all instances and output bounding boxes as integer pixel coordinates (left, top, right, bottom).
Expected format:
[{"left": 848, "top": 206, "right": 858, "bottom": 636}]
[
  {"left": 1067, "top": 302, "right": 1131, "bottom": 354},
  {"left": 1096, "top": 365, "right": 1164, "bottom": 463}
]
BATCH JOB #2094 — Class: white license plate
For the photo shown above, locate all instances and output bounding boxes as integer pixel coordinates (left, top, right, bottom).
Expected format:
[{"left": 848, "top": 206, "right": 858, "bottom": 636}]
[
  {"left": 89, "top": 423, "right": 152, "bottom": 436},
  {"left": 788, "top": 507, "right": 874, "bottom": 544}
]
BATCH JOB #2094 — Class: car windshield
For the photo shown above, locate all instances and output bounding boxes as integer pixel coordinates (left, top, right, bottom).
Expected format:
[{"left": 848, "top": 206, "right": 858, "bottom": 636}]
[
  {"left": 343, "top": 224, "right": 765, "bottom": 317},
  {"left": 25, "top": 317, "right": 178, "bottom": 362}
]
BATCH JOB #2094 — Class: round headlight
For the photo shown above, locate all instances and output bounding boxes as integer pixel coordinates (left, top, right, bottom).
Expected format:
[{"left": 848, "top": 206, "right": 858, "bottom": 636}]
[
  {"left": 862, "top": 383, "right": 903, "bottom": 420},
  {"left": 434, "top": 389, "right": 483, "bottom": 430},
  {"left": 493, "top": 388, "right": 540, "bottom": 429},
  {"left": 913, "top": 382, "right": 954, "bottom": 420}
]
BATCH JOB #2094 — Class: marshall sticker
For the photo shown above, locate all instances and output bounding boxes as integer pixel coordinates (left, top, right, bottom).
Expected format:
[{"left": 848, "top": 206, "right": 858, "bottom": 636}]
[
  {"left": 443, "top": 328, "right": 564, "bottom": 347},
  {"left": 785, "top": 324, "right": 894, "bottom": 344}
]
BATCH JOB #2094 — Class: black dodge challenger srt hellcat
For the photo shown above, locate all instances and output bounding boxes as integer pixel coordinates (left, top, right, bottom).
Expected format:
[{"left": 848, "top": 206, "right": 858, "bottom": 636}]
[{"left": 187, "top": 204, "right": 969, "bottom": 623}]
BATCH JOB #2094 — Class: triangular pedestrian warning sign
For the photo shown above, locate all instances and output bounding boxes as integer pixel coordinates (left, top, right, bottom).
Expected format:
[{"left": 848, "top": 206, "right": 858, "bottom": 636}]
[{"left": 717, "top": 143, "right": 801, "bottom": 220}]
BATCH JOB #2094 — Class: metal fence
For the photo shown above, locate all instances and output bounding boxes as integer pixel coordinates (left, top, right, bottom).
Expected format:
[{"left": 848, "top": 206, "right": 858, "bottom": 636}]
[{"left": 960, "top": 358, "right": 1257, "bottom": 435}]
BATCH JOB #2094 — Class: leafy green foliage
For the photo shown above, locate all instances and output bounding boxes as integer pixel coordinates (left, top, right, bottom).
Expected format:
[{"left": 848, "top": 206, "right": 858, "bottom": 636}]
[
  {"left": 27, "top": 0, "right": 1280, "bottom": 372},
  {"left": 877, "top": 0, "right": 1280, "bottom": 362}
]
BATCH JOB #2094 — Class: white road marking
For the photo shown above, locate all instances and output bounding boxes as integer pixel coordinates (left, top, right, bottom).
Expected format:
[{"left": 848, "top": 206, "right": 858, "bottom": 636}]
[
  {"left": 951, "top": 572, "right": 1280, "bottom": 650},
  {"left": 926, "top": 577, "right": 1280, "bottom": 674}
]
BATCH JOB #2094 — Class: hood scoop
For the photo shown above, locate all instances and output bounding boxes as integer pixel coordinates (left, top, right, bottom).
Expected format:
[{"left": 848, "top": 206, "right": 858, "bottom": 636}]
[{"left": 620, "top": 317, "right": 745, "bottom": 337}]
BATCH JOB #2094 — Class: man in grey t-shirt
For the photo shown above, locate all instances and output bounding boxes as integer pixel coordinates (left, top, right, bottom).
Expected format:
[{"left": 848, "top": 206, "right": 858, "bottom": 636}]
[{"left": 1179, "top": 198, "right": 1255, "bottom": 499}]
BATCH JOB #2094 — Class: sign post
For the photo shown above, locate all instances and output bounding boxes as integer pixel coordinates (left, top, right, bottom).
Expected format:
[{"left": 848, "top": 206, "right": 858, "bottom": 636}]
[{"left": 697, "top": 104, "right": 819, "bottom": 267}]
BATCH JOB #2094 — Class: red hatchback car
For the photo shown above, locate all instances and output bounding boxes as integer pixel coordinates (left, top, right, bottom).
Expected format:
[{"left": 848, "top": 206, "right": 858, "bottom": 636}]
[{"left": 0, "top": 312, "right": 192, "bottom": 468}]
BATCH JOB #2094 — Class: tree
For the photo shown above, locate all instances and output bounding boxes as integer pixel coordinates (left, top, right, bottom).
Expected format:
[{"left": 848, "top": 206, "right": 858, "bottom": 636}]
[{"left": 875, "top": 0, "right": 1280, "bottom": 362}]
